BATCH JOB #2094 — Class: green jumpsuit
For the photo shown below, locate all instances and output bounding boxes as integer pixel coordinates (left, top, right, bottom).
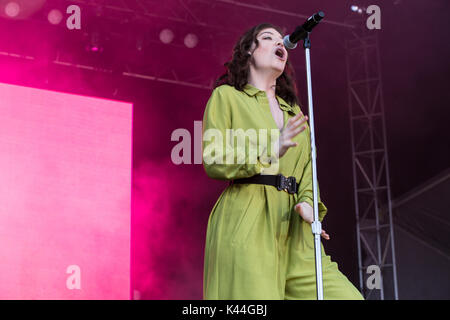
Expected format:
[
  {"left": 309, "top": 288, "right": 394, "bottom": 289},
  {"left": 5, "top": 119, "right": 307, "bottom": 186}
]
[{"left": 202, "top": 83, "right": 364, "bottom": 300}]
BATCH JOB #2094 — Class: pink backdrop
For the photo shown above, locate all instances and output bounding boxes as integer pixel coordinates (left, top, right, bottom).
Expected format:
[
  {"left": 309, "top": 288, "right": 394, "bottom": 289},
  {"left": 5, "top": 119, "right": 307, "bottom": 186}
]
[{"left": 0, "top": 83, "right": 132, "bottom": 299}]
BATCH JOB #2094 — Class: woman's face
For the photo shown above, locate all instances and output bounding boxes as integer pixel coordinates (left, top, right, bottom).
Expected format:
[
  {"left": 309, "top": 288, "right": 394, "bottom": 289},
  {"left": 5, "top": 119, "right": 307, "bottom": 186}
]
[{"left": 249, "top": 27, "right": 288, "bottom": 77}]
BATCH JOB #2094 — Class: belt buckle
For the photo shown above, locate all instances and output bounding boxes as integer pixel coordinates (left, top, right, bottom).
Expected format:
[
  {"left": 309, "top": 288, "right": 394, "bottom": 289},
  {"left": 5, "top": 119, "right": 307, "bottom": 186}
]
[{"left": 276, "top": 174, "right": 296, "bottom": 194}]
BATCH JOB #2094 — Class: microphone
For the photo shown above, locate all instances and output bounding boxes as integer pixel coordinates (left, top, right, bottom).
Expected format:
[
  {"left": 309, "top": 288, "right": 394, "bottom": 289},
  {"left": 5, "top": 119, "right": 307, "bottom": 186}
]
[{"left": 283, "top": 11, "right": 325, "bottom": 49}]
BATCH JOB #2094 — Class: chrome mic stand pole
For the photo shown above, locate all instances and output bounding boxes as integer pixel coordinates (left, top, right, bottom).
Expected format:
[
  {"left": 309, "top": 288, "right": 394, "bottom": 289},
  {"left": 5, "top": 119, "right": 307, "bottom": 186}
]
[
  {"left": 284, "top": 11, "right": 325, "bottom": 300},
  {"left": 303, "top": 33, "right": 324, "bottom": 300}
]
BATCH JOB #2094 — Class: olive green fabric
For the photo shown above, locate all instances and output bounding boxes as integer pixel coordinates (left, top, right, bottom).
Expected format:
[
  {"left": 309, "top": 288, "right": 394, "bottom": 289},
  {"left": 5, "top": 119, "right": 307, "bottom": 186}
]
[{"left": 202, "top": 84, "right": 364, "bottom": 300}]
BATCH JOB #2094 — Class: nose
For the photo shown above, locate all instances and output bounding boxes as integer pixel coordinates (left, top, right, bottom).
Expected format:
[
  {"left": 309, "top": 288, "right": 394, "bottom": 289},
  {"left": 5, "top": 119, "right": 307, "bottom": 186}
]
[{"left": 276, "top": 39, "right": 285, "bottom": 49}]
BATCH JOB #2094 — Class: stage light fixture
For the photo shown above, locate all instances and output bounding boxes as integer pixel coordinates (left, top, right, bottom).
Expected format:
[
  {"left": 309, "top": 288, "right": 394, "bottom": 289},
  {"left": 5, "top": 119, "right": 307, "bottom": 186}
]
[
  {"left": 86, "top": 31, "right": 103, "bottom": 53},
  {"left": 350, "top": 5, "right": 365, "bottom": 14},
  {"left": 5, "top": 1, "right": 20, "bottom": 18},
  {"left": 48, "top": 9, "right": 63, "bottom": 25},
  {"left": 184, "top": 33, "right": 198, "bottom": 49},
  {"left": 136, "top": 37, "right": 144, "bottom": 52},
  {"left": 160, "top": 29, "right": 174, "bottom": 44}
]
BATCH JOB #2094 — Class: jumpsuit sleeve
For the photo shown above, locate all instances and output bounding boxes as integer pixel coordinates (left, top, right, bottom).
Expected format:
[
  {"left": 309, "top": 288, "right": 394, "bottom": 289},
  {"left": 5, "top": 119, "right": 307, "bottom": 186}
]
[
  {"left": 202, "top": 87, "right": 273, "bottom": 180},
  {"left": 295, "top": 127, "right": 328, "bottom": 222}
]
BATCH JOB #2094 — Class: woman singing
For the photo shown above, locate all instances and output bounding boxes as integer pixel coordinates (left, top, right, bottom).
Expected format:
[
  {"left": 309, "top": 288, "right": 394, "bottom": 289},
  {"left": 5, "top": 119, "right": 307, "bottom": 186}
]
[{"left": 202, "top": 23, "right": 364, "bottom": 300}]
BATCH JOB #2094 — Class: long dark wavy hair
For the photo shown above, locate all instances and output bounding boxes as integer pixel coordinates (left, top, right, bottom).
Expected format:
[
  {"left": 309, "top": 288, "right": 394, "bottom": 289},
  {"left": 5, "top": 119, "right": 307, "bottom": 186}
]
[{"left": 215, "top": 23, "right": 300, "bottom": 107}]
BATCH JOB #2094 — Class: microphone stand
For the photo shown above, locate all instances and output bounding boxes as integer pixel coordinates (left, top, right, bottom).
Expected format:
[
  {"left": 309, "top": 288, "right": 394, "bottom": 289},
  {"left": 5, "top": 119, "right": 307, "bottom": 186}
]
[
  {"left": 303, "top": 33, "right": 324, "bottom": 300},
  {"left": 284, "top": 11, "right": 325, "bottom": 300}
]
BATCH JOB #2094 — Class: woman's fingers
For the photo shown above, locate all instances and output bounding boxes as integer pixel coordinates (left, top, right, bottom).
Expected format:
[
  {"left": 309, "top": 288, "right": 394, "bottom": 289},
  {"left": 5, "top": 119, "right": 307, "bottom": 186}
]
[
  {"left": 288, "top": 115, "right": 308, "bottom": 131},
  {"left": 287, "top": 125, "right": 307, "bottom": 139},
  {"left": 285, "top": 116, "right": 308, "bottom": 139},
  {"left": 287, "top": 113, "right": 306, "bottom": 128},
  {"left": 279, "top": 114, "right": 308, "bottom": 157},
  {"left": 289, "top": 112, "right": 303, "bottom": 123},
  {"left": 292, "top": 116, "right": 308, "bottom": 128},
  {"left": 283, "top": 126, "right": 306, "bottom": 142},
  {"left": 284, "top": 115, "right": 307, "bottom": 135},
  {"left": 321, "top": 230, "right": 330, "bottom": 240}
]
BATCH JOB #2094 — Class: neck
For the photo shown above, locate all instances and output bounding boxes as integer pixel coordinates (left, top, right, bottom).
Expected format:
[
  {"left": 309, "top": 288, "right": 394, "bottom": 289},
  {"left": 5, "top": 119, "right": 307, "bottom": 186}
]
[{"left": 247, "top": 69, "right": 277, "bottom": 98}]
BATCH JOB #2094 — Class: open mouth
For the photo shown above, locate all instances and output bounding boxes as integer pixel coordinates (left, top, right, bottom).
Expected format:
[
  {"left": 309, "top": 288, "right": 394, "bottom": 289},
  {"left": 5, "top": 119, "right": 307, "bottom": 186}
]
[{"left": 275, "top": 48, "right": 286, "bottom": 60}]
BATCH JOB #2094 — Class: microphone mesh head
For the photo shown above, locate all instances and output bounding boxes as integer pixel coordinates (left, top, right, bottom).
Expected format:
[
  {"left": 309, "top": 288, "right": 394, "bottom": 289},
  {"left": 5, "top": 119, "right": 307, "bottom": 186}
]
[{"left": 283, "top": 35, "right": 297, "bottom": 50}]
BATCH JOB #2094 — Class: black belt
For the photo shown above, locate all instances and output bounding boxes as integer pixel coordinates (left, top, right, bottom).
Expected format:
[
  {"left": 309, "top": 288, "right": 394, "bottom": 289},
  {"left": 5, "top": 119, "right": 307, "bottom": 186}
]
[{"left": 231, "top": 174, "right": 299, "bottom": 194}]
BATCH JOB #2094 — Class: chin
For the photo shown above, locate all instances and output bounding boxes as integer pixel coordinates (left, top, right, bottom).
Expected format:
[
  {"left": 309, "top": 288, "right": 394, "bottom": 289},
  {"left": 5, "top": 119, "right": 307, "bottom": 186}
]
[
  {"left": 272, "top": 62, "right": 285, "bottom": 72},
  {"left": 272, "top": 66, "right": 284, "bottom": 77}
]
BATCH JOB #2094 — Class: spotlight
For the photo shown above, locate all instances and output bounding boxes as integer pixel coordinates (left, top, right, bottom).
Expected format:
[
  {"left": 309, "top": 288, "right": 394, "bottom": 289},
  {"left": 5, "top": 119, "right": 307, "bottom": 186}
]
[
  {"left": 48, "top": 9, "right": 63, "bottom": 25},
  {"left": 5, "top": 1, "right": 20, "bottom": 18},
  {"left": 85, "top": 32, "right": 103, "bottom": 53},
  {"left": 159, "top": 29, "right": 174, "bottom": 44},
  {"left": 350, "top": 5, "right": 365, "bottom": 14},
  {"left": 136, "top": 37, "right": 144, "bottom": 52},
  {"left": 184, "top": 33, "right": 198, "bottom": 49}
]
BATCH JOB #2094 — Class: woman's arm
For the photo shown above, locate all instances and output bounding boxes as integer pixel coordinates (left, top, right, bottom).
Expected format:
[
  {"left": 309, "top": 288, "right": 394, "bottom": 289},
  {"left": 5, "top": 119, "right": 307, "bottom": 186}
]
[
  {"left": 294, "top": 126, "right": 328, "bottom": 223},
  {"left": 295, "top": 146, "right": 330, "bottom": 240},
  {"left": 202, "top": 86, "right": 272, "bottom": 180}
]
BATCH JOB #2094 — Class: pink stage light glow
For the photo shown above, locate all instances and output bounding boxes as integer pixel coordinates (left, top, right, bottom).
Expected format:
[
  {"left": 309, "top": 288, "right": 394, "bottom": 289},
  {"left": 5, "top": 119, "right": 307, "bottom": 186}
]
[
  {"left": 0, "top": 83, "right": 133, "bottom": 299},
  {"left": 4, "top": 1, "right": 20, "bottom": 17},
  {"left": 48, "top": 9, "right": 63, "bottom": 25},
  {"left": 1, "top": 0, "right": 46, "bottom": 19}
]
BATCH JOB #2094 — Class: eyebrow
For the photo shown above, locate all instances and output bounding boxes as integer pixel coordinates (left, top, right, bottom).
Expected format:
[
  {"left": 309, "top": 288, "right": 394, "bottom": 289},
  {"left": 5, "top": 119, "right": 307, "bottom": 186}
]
[{"left": 259, "top": 31, "right": 283, "bottom": 39}]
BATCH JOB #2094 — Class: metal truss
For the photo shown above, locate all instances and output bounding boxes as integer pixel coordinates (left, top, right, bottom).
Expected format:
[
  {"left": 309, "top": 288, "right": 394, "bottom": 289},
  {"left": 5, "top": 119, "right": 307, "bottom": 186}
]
[
  {"left": 67, "top": 0, "right": 354, "bottom": 29},
  {"left": 345, "top": 16, "right": 399, "bottom": 300},
  {"left": 2, "top": 0, "right": 355, "bottom": 90},
  {"left": 0, "top": 50, "right": 213, "bottom": 90}
]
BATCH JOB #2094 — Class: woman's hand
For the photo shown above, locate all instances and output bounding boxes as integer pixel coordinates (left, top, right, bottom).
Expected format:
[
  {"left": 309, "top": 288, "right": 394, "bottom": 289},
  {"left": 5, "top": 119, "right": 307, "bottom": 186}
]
[
  {"left": 278, "top": 113, "right": 308, "bottom": 158},
  {"left": 295, "top": 202, "right": 330, "bottom": 240}
]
